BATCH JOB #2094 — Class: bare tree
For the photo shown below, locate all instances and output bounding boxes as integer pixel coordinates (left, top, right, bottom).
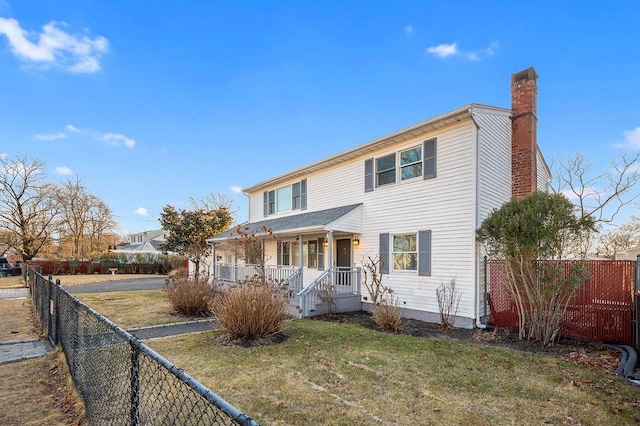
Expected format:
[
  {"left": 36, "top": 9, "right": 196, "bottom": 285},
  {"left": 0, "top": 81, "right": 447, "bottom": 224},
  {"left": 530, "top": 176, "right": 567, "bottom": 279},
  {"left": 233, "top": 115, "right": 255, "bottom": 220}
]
[
  {"left": 595, "top": 216, "right": 640, "bottom": 258},
  {"left": 54, "top": 175, "right": 116, "bottom": 259},
  {"left": 0, "top": 155, "right": 59, "bottom": 261},
  {"left": 552, "top": 152, "right": 640, "bottom": 254}
]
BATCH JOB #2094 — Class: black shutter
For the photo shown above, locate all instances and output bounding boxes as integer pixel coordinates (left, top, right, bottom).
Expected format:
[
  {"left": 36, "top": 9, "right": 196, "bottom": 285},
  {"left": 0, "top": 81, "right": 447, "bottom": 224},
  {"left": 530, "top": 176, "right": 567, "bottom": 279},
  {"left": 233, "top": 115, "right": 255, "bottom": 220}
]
[
  {"left": 418, "top": 230, "right": 431, "bottom": 276},
  {"left": 364, "top": 158, "right": 374, "bottom": 192},
  {"left": 263, "top": 191, "right": 268, "bottom": 217},
  {"left": 379, "top": 233, "right": 389, "bottom": 274},
  {"left": 317, "top": 237, "right": 324, "bottom": 271},
  {"left": 301, "top": 179, "right": 307, "bottom": 210},
  {"left": 423, "top": 138, "right": 436, "bottom": 179}
]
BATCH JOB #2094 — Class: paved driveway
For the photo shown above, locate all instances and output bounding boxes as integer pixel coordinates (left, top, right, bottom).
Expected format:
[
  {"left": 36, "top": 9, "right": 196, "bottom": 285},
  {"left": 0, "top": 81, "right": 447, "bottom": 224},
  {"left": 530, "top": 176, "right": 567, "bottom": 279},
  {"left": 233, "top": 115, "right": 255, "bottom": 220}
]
[{"left": 62, "top": 277, "right": 165, "bottom": 294}]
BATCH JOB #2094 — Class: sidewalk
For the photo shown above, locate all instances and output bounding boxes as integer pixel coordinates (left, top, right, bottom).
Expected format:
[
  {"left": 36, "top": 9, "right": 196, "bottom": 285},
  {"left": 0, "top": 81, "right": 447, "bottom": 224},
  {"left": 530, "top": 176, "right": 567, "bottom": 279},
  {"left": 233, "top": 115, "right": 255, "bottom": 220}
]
[{"left": 0, "top": 287, "right": 215, "bottom": 364}]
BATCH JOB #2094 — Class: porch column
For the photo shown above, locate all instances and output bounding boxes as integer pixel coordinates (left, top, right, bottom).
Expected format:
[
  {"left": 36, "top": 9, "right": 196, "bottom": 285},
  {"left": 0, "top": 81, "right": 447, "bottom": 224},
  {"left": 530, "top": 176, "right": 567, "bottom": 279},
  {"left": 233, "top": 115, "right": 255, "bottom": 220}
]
[
  {"left": 298, "top": 235, "right": 304, "bottom": 277},
  {"left": 211, "top": 243, "right": 216, "bottom": 280},
  {"left": 327, "top": 230, "right": 333, "bottom": 285}
]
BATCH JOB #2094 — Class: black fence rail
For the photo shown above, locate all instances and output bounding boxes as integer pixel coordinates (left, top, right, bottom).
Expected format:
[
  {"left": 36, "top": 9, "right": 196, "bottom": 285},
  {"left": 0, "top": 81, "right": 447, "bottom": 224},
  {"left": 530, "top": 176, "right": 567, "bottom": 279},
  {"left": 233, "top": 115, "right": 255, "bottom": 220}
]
[{"left": 27, "top": 267, "right": 260, "bottom": 426}]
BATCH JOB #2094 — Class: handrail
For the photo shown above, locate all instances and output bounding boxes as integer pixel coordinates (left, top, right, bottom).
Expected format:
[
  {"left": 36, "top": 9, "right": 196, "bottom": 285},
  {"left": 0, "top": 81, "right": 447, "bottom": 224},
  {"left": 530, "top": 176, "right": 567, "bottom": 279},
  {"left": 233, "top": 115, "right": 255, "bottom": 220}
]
[
  {"left": 298, "top": 269, "right": 331, "bottom": 318},
  {"left": 283, "top": 268, "right": 303, "bottom": 295}
]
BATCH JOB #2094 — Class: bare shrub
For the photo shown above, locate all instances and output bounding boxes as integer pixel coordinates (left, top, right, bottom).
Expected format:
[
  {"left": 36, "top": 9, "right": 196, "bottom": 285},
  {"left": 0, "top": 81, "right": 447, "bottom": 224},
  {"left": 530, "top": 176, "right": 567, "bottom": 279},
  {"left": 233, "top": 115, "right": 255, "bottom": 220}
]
[
  {"left": 373, "top": 296, "right": 403, "bottom": 333},
  {"left": 164, "top": 270, "right": 213, "bottom": 316},
  {"left": 436, "top": 278, "right": 462, "bottom": 329},
  {"left": 316, "top": 280, "right": 336, "bottom": 315},
  {"left": 361, "top": 254, "right": 393, "bottom": 305},
  {"left": 209, "top": 275, "right": 289, "bottom": 341}
]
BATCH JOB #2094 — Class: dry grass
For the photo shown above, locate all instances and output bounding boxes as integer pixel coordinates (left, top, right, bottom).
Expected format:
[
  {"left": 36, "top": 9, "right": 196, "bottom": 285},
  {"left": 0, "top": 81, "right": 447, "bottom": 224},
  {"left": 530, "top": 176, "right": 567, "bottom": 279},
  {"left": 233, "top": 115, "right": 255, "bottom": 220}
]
[
  {"left": 209, "top": 283, "right": 289, "bottom": 341},
  {"left": 75, "top": 290, "right": 203, "bottom": 329},
  {"left": 0, "top": 350, "right": 85, "bottom": 425},
  {"left": 52, "top": 273, "right": 161, "bottom": 286},
  {"left": 0, "top": 298, "right": 41, "bottom": 341},
  {"left": 149, "top": 320, "right": 640, "bottom": 425},
  {"left": 0, "top": 275, "right": 25, "bottom": 289}
]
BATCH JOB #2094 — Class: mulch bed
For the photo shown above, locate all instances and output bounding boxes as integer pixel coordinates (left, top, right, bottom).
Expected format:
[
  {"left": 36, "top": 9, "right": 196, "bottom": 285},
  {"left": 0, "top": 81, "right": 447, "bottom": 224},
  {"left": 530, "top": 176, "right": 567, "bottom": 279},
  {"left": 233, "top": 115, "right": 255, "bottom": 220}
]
[{"left": 314, "top": 311, "right": 622, "bottom": 374}]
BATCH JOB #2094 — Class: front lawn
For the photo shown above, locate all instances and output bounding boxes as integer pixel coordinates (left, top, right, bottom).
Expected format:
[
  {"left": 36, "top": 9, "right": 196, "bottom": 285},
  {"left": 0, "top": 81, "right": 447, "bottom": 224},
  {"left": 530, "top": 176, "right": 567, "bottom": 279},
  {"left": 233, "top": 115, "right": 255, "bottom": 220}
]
[
  {"left": 75, "top": 290, "right": 209, "bottom": 329},
  {"left": 149, "top": 319, "right": 640, "bottom": 425}
]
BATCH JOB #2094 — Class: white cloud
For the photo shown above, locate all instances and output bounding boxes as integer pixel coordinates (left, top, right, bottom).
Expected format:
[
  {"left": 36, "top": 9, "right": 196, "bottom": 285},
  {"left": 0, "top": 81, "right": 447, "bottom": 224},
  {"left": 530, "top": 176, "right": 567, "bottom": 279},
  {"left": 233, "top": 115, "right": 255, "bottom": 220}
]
[
  {"left": 55, "top": 165, "right": 72, "bottom": 175},
  {"left": 404, "top": 25, "right": 414, "bottom": 38},
  {"left": 427, "top": 40, "right": 499, "bottom": 61},
  {"left": 426, "top": 43, "right": 457, "bottom": 58},
  {"left": 103, "top": 133, "right": 136, "bottom": 148},
  {"left": 0, "top": 17, "right": 108, "bottom": 73},
  {"left": 230, "top": 185, "right": 243, "bottom": 194},
  {"left": 134, "top": 207, "right": 149, "bottom": 216},
  {"left": 35, "top": 132, "right": 66, "bottom": 140},
  {"left": 614, "top": 127, "right": 640, "bottom": 150},
  {"left": 66, "top": 124, "right": 83, "bottom": 133}
]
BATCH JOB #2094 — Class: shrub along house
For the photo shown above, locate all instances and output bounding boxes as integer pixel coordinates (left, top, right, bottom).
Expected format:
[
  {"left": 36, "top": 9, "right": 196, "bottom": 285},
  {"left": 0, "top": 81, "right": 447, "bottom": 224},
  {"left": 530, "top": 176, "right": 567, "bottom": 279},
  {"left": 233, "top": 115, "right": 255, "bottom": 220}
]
[{"left": 209, "top": 67, "right": 550, "bottom": 328}]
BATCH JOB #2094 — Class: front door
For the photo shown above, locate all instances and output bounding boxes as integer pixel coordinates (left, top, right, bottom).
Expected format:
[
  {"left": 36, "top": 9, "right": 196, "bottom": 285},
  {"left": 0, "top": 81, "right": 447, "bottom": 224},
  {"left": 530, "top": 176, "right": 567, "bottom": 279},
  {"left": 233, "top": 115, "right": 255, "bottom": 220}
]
[{"left": 335, "top": 239, "right": 351, "bottom": 287}]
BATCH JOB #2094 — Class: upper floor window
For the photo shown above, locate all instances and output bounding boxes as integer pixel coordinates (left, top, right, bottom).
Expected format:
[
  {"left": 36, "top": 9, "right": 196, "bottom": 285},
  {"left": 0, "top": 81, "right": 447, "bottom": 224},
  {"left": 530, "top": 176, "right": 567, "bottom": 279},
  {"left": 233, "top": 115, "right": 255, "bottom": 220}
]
[
  {"left": 400, "top": 146, "right": 422, "bottom": 180},
  {"left": 376, "top": 153, "right": 396, "bottom": 187},
  {"left": 365, "top": 138, "right": 436, "bottom": 192},
  {"left": 263, "top": 179, "right": 307, "bottom": 217}
]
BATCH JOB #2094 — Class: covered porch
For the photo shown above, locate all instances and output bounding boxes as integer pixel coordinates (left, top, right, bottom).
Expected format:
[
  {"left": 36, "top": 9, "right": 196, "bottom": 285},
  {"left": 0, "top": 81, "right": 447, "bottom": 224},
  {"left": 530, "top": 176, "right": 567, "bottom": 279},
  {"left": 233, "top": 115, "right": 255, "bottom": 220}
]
[{"left": 208, "top": 204, "right": 364, "bottom": 317}]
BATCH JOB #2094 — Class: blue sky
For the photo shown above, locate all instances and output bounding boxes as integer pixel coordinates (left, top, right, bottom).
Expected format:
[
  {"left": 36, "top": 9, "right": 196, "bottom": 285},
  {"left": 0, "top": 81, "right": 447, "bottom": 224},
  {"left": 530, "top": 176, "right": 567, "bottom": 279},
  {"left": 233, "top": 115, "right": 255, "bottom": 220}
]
[{"left": 1, "top": 1, "right": 639, "bottom": 236}]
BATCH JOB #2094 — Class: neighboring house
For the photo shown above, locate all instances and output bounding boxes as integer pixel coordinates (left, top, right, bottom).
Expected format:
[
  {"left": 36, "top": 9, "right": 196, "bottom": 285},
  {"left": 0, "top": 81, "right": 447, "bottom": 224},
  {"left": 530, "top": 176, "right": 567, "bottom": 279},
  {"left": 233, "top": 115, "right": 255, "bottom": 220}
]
[
  {"left": 112, "top": 229, "right": 168, "bottom": 258},
  {"left": 209, "top": 67, "right": 551, "bottom": 328},
  {"left": 615, "top": 247, "right": 640, "bottom": 261}
]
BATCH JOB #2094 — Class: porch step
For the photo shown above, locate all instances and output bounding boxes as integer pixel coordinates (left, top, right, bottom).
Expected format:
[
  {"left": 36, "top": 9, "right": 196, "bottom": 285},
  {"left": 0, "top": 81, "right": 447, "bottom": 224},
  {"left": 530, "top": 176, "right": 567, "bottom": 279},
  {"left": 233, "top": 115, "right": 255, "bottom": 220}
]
[{"left": 287, "top": 297, "right": 302, "bottom": 318}]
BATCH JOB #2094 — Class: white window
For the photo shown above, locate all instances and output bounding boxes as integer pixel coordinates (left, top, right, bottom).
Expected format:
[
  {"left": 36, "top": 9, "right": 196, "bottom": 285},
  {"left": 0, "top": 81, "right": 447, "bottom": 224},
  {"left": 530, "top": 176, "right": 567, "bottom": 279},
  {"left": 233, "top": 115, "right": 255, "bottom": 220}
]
[
  {"left": 392, "top": 233, "right": 417, "bottom": 271},
  {"left": 400, "top": 146, "right": 422, "bottom": 180},
  {"left": 376, "top": 153, "right": 396, "bottom": 187},
  {"left": 264, "top": 179, "right": 307, "bottom": 216}
]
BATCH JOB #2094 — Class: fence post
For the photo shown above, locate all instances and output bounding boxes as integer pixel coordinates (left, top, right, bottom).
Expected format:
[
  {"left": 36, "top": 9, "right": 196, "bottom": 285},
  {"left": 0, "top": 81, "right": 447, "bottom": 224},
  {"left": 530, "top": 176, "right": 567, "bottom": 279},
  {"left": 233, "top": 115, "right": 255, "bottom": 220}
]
[
  {"left": 47, "top": 275, "right": 55, "bottom": 347},
  {"left": 130, "top": 343, "right": 140, "bottom": 426},
  {"left": 634, "top": 255, "right": 640, "bottom": 348}
]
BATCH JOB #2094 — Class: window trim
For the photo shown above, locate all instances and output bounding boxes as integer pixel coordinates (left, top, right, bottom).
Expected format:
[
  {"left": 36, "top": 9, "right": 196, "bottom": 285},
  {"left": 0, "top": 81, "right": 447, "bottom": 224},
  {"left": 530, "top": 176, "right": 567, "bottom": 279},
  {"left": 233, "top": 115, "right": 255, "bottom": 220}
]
[
  {"left": 263, "top": 178, "right": 307, "bottom": 217},
  {"left": 379, "top": 230, "right": 431, "bottom": 276},
  {"left": 391, "top": 233, "right": 418, "bottom": 272},
  {"left": 365, "top": 138, "right": 436, "bottom": 193}
]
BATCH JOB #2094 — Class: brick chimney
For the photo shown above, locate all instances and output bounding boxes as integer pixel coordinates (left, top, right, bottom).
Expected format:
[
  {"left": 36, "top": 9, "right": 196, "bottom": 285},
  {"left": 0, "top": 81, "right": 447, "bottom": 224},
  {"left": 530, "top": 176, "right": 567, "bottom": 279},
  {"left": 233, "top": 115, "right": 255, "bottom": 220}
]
[{"left": 511, "top": 67, "right": 538, "bottom": 198}]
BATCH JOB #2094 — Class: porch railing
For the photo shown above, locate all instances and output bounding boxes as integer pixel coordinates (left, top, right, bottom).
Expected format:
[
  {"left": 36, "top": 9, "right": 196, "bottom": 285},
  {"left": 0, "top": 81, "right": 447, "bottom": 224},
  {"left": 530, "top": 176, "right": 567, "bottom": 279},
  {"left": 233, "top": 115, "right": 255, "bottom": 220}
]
[
  {"left": 298, "top": 267, "right": 361, "bottom": 317},
  {"left": 214, "top": 264, "right": 299, "bottom": 285}
]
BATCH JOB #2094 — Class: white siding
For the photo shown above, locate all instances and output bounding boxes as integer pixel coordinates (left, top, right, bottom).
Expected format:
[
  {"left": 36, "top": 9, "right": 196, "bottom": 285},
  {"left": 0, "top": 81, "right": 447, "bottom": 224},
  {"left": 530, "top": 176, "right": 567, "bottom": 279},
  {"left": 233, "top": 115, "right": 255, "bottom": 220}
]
[
  {"left": 537, "top": 150, "right": 551, "bottom": 192},
  {"left": 246, "top": 119, "right": 481, "bottom": 323},
  {"left": 473, "top": 109, "right": 512, "bottom": 225}
]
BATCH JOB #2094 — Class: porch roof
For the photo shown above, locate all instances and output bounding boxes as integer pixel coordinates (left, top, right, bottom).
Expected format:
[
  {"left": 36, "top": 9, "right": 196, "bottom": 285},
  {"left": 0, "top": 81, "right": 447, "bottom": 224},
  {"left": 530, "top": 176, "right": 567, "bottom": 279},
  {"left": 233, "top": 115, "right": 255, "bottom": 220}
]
[{"left": 209, "top": 203, "right": 362, "bottom": 242}]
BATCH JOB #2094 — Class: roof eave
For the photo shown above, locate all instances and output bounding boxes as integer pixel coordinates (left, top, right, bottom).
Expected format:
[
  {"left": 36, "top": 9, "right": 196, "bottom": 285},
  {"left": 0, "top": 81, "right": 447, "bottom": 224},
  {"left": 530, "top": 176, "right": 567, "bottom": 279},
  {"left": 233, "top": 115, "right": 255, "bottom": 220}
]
[{"left": 242, "top": 104, "right": 492, "bottom": 193}]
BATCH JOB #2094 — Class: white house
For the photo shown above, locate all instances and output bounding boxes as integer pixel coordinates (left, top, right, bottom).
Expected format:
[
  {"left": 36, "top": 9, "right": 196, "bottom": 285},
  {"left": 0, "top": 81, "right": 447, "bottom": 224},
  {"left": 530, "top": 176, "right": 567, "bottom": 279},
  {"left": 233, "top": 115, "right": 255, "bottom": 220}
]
[
  {"left": 112, "top": 229, "right": 168, "bottom": 257},
  {"left": 209, "top": 67, "right": 550, "bottom": 328}
]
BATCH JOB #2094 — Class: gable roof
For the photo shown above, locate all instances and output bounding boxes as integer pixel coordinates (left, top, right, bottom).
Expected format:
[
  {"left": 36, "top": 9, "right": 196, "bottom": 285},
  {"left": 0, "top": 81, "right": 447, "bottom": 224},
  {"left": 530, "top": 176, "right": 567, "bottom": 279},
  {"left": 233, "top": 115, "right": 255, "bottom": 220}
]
[{"left": 210, "top": 204, "right": 363, "bottom": 241}]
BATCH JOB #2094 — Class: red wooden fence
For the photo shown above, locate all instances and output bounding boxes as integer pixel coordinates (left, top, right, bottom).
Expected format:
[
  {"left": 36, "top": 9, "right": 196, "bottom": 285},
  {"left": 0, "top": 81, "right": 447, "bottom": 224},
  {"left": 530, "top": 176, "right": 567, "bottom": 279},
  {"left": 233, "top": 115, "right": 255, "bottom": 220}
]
[{"left": 488, "top": 260, "right": 638, "bottom": 346}]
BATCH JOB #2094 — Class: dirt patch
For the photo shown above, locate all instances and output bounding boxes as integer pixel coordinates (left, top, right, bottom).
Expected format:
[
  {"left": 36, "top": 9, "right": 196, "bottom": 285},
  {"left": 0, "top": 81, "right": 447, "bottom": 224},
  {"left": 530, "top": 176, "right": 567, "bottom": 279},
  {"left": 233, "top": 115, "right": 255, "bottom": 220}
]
[
  {"left": 314, "top": 311, "right": 622, "bottom": 374},
  {"left": 214, "top": 331, "right": 291, "bottom": 347}
]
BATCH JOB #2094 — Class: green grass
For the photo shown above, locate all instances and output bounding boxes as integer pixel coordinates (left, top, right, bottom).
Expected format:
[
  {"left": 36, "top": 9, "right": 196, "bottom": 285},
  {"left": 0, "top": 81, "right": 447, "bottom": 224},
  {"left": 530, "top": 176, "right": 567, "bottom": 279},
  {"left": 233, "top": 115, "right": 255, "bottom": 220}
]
[
  {"left": 149, "top": 319, "right": 640, "bottom": 425},
  {"left": 75, "top": 290, "right": 210, "bottom": 329}
]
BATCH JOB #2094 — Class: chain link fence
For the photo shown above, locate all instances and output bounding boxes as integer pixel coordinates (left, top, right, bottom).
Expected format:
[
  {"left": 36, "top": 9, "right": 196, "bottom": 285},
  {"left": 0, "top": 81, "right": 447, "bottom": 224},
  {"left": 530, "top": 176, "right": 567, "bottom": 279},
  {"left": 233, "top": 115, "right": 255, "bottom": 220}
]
[{"left": 27, "top": 267, "right": 260, "bottom": 425}]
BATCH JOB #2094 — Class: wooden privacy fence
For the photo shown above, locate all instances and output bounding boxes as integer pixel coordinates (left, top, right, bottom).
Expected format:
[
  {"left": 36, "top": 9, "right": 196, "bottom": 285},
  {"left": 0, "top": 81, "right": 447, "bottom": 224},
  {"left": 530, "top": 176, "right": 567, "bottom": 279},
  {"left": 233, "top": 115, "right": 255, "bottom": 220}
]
[{"left": 488, "top": 259, "right": 639, "bottom": 347}]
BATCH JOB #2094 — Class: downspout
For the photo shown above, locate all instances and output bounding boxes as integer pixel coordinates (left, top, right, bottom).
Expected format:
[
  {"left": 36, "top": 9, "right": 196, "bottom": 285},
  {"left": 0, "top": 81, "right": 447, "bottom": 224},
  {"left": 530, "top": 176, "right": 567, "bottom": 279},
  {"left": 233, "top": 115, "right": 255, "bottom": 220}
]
[{"left": 471, "top": 110, "right": 487, "bottom": 329}]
